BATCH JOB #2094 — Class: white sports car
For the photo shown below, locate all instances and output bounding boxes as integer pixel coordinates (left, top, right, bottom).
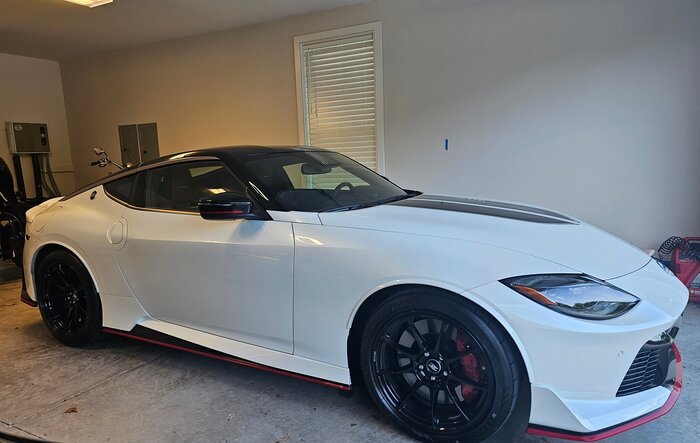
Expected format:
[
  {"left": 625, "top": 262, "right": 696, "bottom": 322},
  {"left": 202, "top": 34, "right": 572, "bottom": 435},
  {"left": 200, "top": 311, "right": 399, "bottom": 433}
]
[{"left": 21, "top": 146, "right": 686, "bottom": 442}]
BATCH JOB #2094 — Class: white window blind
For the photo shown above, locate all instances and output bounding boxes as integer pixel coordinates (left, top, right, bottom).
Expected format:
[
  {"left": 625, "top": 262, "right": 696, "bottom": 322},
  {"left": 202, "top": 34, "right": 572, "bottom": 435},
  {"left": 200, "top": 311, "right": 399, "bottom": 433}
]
[{"left": 297, "top": 25, "right": 382, "bottom": 172}]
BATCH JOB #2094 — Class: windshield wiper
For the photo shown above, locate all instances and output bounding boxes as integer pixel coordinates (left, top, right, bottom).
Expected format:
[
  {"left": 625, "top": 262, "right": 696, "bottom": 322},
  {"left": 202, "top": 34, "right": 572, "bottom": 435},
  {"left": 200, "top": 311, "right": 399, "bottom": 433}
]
[{"left": 324, "top": 194, "right": 414, "bottom": 213}]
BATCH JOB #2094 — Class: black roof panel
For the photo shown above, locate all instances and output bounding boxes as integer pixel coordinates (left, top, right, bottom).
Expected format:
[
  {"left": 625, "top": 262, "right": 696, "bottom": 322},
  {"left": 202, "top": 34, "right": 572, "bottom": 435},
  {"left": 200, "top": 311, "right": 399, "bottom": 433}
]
[{"left": 140, "top": 145, "right": 326, "bottom": 167}]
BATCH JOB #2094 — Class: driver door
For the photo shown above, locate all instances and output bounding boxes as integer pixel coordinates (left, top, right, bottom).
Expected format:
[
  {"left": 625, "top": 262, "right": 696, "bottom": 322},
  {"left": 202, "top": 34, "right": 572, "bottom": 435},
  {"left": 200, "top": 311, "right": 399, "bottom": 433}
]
[{"left": 113, "top": 159, "right": 294, "bottom": 353}]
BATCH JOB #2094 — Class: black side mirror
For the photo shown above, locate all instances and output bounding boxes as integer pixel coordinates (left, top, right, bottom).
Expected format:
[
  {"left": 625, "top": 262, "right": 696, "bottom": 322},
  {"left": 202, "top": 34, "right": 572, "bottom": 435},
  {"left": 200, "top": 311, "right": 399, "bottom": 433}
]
[{"left": 198, "top": 192, "right": 255, "bottom": 220}]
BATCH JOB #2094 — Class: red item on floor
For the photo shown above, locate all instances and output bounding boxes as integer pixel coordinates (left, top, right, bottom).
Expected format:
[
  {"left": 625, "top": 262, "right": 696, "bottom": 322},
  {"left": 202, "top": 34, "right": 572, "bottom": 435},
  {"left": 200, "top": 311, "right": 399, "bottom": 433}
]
[{"left": 670, "top": 238, "right": 700, "bottom": 302}]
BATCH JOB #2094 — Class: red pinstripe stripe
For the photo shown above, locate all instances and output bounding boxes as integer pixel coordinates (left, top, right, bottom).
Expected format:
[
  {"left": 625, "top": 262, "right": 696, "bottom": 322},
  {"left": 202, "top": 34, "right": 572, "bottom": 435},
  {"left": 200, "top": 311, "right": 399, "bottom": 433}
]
[{"left": 102, "top": 327, "right": 352, "bottom": 391}]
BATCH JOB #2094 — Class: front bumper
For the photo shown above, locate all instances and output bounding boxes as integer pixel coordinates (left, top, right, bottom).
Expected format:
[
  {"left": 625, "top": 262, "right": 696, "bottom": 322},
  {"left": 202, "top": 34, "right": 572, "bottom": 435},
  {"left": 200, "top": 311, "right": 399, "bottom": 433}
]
[
  {"left": 527, "top": 343, "right": 682, "bottom": 441},
  {"left": 465, "top": 259, "right": 688, "bottom": 437}
]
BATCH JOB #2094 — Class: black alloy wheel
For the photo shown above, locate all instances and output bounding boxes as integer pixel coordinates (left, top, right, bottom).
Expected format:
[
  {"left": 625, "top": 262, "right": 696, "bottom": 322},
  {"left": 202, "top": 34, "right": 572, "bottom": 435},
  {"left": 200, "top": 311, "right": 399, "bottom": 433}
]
[
  {"left": 360, "top": 289, "right": 522, "bottom": 442},
  {"left": 37, "top": 250, "right": 102, "bottom": 347}
]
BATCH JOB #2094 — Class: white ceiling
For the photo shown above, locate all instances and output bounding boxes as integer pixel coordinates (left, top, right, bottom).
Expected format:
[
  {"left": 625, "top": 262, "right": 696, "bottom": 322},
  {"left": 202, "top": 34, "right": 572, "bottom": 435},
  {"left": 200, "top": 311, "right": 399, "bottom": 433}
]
[{"left": 0, "top": 0, "right": 370, "bottom": 60}]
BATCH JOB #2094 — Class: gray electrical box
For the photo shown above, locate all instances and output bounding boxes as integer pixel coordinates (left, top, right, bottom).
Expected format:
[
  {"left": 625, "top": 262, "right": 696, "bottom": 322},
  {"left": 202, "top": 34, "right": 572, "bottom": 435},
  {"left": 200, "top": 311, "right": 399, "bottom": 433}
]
[
  {"left": 5, "top": 122, "right": 51, "bottom": 154},
  {"left": 137, "top": 123, "right": 160, "bottom": 162},
  {"left": 118, "top": 124, "right": 140, "bottom": 166},
  {"left": 118, "top": 122, "right": 160, "bottom": 166}
]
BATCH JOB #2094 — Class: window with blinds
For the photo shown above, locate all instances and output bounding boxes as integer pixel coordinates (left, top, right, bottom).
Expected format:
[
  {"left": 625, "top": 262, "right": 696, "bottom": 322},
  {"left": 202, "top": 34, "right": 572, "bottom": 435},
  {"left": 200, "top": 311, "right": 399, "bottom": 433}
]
[{"left": 295, "top": 23, "right": 383, "bottom": 173}]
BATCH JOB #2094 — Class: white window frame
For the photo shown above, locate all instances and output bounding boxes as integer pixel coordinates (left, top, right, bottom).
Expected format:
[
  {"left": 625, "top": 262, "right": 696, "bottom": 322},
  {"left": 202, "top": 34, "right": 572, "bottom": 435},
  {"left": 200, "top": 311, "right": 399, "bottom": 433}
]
[{"left": 294, "top": 22, "right": 385, "bottom": 174}]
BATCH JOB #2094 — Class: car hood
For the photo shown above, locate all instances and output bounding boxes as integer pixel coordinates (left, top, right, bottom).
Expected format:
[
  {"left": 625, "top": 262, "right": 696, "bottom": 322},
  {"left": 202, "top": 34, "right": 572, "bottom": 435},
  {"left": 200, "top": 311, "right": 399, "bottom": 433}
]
[{"left": 318, "top": 194, "right": 651, "bottom": 280}]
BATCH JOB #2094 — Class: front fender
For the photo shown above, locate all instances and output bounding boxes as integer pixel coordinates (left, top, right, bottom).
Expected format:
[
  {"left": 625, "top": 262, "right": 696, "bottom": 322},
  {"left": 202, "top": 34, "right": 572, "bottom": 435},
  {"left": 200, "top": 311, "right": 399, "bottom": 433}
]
[{"left": 292, "top": 223, "right": 573, "bottom": 368}]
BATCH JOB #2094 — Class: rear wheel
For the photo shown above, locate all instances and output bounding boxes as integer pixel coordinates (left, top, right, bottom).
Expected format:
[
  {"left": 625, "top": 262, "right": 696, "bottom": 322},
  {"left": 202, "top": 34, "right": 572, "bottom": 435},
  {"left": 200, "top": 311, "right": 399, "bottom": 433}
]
[
  {"left": 360, "top": 288, "right": 522, "bottom": 442},
  {"left": 36, "top": 250, "right": 102, "bottom": 347}
]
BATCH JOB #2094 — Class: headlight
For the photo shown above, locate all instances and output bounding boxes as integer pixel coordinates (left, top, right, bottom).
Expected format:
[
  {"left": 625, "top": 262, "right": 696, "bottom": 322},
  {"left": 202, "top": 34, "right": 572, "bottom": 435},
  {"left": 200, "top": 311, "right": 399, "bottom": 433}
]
[{"left": 501, "top": 274, "right": 640, "bottom": 320}]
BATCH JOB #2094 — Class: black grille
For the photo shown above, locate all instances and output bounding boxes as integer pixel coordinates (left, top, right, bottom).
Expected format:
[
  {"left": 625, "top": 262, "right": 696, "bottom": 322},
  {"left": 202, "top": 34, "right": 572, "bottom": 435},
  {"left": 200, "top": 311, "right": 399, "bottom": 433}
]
[{"left": 617, "top": 342, "right": 675, "bottom": 397}]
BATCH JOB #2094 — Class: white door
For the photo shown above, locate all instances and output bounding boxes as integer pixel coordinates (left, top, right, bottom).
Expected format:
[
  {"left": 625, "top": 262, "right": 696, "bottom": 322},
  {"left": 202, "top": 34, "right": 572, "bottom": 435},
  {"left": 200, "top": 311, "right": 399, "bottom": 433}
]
[{"left": 113, "top": 160, "right": 294, "bottom": 353}]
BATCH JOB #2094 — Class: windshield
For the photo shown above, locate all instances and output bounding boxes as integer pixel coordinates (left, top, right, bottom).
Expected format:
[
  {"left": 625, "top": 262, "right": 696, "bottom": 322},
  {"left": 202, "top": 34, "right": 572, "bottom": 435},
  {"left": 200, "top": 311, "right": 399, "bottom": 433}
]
[{"left": 244, "top": 151, "right": 409, "bottom": 212}]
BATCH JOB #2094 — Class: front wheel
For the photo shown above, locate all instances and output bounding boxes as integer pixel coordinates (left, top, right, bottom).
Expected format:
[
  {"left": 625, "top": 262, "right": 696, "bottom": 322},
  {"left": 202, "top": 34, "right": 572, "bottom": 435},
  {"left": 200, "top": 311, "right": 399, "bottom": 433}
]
[
  {"left": 36, "top": 250, "right": 103, "bottom": 347},
  {"left": 360, "top": 289, "right": 523, "bottom": 442}
]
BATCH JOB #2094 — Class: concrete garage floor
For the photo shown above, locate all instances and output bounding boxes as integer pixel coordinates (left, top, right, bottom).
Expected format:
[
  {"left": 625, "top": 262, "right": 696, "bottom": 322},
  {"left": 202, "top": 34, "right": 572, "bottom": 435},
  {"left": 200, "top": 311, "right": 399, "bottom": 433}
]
[{"left": 1, "top": 277, "right": 698, "bottom": 443}]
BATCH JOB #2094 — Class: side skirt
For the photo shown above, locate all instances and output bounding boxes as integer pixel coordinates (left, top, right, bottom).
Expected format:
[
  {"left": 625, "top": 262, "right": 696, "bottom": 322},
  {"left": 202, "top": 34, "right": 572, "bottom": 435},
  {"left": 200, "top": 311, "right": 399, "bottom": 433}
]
[{"left": 103, "top": 325, "right": 352, "bottom": 391}]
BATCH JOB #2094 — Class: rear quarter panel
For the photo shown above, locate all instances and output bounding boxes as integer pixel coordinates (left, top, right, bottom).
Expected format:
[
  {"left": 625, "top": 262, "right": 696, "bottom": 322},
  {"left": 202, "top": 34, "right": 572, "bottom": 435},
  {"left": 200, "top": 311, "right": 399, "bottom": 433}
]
[{"left": 26, "top": 186, "right": 132, "bottom": 300}]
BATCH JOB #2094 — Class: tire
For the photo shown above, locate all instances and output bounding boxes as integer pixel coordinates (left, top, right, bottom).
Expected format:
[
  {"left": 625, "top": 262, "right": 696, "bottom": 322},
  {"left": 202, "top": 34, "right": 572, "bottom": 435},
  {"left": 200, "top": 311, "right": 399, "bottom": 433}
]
[
  {"left": 359, "top": 288, "right": 522, "bottom": 443},
  {"left": 36, "top": 250, "right": 102, "bottom": 347}
]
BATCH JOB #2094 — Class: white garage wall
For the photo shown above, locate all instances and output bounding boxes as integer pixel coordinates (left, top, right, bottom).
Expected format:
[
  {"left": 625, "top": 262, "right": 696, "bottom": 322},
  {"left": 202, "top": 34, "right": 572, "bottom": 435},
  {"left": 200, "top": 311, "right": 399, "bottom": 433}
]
[
  {"left": 60, "top": 0, "right": 700, "bottom": 250},
  {"left": 0, "top": 53, "right": 75, "bottom": 197}
]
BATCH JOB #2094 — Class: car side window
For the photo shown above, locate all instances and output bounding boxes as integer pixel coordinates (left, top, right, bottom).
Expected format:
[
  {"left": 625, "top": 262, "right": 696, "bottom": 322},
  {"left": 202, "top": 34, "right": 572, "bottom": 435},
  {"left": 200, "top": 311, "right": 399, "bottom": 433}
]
[
  {"left": 144, "top": 161, "right": 247, "bottom": 212},
  {"left": 104, "top": 172, "right": 145, "bottom": 207}
]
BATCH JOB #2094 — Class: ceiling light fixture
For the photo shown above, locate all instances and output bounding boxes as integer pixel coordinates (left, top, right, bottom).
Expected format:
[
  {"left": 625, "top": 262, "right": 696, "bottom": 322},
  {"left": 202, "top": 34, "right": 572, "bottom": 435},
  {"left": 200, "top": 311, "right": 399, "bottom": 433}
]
[{"left": 64, "top": 0, "right": 113, "bottom": 7}]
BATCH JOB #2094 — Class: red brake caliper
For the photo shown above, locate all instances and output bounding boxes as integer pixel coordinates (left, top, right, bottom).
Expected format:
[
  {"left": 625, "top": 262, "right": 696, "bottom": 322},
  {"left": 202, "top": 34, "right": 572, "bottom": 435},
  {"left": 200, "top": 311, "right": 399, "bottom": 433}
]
[{"left": 455, "top": 331, "right": 480, "bottom": 402}]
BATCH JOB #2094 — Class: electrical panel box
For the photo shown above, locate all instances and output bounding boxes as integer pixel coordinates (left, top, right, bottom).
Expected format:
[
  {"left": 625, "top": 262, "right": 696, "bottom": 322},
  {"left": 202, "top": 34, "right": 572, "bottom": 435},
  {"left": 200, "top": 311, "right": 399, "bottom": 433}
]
[
  {"left": 5, "top": 122, "right": 51, "bottom": 154},
  {"left": 118, "top": 124, "right": 140, "bottom": 166},
  {"left": 137, "top": 122, "right": 160, "bottom": 162},
  {"left": 118, "top": 122, "right": 159, "bottom": 166}
]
